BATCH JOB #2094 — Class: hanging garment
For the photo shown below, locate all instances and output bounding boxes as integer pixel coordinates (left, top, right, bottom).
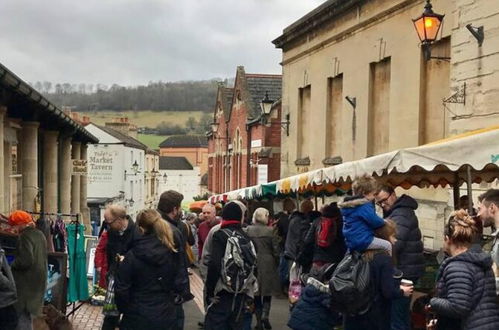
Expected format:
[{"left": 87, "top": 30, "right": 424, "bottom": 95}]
[
  {"left": 36, "top": 216, "right": 54, "bottom": 253},
  {"left": 51, "top": 216, "right": 67, "bottom": 253},
  {"left": 66, "top": 222, "right": 89, "bottom": 302}
]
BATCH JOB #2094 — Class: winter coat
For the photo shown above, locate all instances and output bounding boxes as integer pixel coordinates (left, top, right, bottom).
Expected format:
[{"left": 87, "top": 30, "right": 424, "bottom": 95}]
[
  {"left": 245, "top": 223, "right": 279, "bottom": 296},
  {"left": 430, "top": 246, "right": 499, "bottom": 330},
  {"left": 384, "top": 194, "right": 425, "bottom": 281},
  {"left": 106, "top": 217, "right": 141, "bottom": 274},
  {"left": 302, "top": 215, "right": 347, "bottom": 265},
  {"left": 115, "top": 233, "right": 182, "bottom": 329},
  {"left": 288, "top": 284, "right": 338, "bottom": 330},
  {"left": 285, "top": 211, "right": 320, "bottom": 261},
  {"left": 11, "top": 226, "right": 47, "bottom": 316},
  {"left": 0, "top": 246, "right": 17, "bottom": 308},
  {"left": 344, "top": 252, "right": 404, "bottom": 330},
  {"left": 339, "top": 196, "right": 385, "bottom": 252},
  {"left": 276, "top": 212, "right": 291, "bottom": 250},
  {"left": 94, "top": 231, "right": 108, "bottom": 288}
]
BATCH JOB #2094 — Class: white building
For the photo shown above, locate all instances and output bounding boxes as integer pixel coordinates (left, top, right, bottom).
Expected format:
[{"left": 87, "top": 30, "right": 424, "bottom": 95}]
[
  {"left": 85, "top": 123, "right": 148, "bottom": 224},
  {"left": 158, "top": 156, "right": 200, "bottom": 203}
]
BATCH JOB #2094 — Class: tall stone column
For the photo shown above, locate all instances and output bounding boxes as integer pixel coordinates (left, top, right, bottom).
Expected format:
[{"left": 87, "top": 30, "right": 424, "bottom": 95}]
[
  {"left": 59, "top": 137, "right": 72, "bottom": 217},
  {"left": 80, "top": 144, "right": 91, "bottom": 234},
  {"left": 70, "top": 141, "right": 81, "bottom": 216},
  {"left": 43, "top": 131, "right": 59, "bottom": 214},
  {"left": 4, "top": 139, "right": 12, "bottom": 213},
  {"left": 0, "top": 107, "right": 6, "bottom": 213},
  {"left": 21, "top": 121, "right": 40, "bottom": 211}
]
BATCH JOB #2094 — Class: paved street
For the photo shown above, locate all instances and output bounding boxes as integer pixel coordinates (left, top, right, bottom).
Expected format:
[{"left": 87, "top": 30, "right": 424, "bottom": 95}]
[{"left": 71, "top": 271, "right": 291, "bottom": 329}]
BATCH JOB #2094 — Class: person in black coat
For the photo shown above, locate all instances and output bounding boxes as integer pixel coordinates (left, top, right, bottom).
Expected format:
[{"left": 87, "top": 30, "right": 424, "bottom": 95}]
[
  {"left": 204, "top": 202, "right": 257, "bottom": 330},
  {"left": 427, "top": 210, "right": 499, "bottom": 330},
  {"left": 102, "top": 205, "right": 141, "bottom": 330},
  {"left": 301, "top": 203, "right": 346, "bottom": 270},
  {"left": 344, "top": 220, "right": 413, "bottom": 330},
  {"left": 376, "top": 185, "right": 425, "bottom": 330},
  {"left": 115, "top": 209, "right": 186, "bottom": 330}
]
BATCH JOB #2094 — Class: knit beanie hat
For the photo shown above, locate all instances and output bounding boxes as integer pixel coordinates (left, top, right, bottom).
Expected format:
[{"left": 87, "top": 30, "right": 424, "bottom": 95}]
[
  {"left": 8, "top": 210, "right": 33, "bottom": 226},
  {"left": 222, "top": 202, "right": 242, "bottom": 221}
]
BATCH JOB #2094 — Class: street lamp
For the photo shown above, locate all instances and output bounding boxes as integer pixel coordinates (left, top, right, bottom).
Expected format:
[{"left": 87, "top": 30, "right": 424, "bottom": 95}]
[
  {"left": 131, "top": 160, "right": 139, "bottom": 174},
  {"left": 412, "top": 0, "right": 448, "bottom": 61},
  {"left": 260, "top": 91, "right": 273, "bottom": 125},
  {"left": 163, "top": 173, "right": 168, "bottom": 183}
]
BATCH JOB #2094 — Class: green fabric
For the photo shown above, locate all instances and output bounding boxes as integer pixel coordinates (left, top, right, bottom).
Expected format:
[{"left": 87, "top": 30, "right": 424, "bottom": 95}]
[
  {"left": 11, "top": 226, "right": 48, "bottom": 316},
  {"left": 66, "top": 223, "right": 89, "bottom": 302},
  {"left": 261, "top": 183, "right": 277, "bottom": 197}
]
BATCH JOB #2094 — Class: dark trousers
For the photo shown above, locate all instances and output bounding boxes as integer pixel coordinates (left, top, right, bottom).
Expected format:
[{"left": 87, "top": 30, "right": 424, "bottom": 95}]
[
  {"left": 204, "top": 293, "right": 245, "bottom": 330},
  {"left": 391, "top": 295, "right": 411, "bottom": 330},
  {"left": 102, "top": 315, "right": 120, "bottom": 330},
  {"left": 0, "top": 305, "right": 18, "bottom": 330}
]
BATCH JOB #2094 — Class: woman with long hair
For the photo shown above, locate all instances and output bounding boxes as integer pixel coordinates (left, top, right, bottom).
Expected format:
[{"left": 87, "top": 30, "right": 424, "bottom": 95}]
[
  {"left": 343, "top": 219, "right": 413, "bottom": 330},
  {"left": 427, "top": 210, "right": 499, "bottom": 330},
  {"left": 115, "top": 209, "right": 183, "bottom": 330}
]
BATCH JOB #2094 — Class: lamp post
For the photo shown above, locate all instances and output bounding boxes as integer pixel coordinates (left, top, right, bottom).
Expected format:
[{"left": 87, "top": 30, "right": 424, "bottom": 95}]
[{"left": 412, "top": 0, "right": 447, "bottom": 61}]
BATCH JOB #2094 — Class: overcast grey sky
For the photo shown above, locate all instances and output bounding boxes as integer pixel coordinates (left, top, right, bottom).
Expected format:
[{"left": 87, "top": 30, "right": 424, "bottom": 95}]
[{"left": 0, "top": 0, "right": 324, "bottom": 86}]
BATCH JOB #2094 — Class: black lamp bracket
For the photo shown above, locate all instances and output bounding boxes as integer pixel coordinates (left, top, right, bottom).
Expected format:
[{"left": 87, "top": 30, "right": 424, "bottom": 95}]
[
  {"left": 466, "top": 24, "right": 484, "bottom": 46},
  {"left": 280, "top": 113, "right": 290, "bottom": 136},
  {"left": 345, "top": 96, "right": 356, "bottom": 110}
]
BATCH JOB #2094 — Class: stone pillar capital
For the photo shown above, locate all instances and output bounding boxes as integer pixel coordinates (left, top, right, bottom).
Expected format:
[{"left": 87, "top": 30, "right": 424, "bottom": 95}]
[
  {"left": 22, "top": 121, "right": 40, "bottom": 129},
  {"left": 43, "top": 130, "right": 59, "bottom": 139}
]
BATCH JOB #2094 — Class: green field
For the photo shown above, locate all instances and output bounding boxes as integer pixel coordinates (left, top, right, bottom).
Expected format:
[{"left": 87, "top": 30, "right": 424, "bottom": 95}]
[
  {"left": 137, "top": 134, "right": 168, "bottom": 150},
  {"left": 85, "top": 110, "right": 205, "bottom": 128}
]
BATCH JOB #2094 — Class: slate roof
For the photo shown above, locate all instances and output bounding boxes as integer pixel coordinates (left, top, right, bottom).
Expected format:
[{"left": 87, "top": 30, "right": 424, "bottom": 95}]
[
  {"left": 159, "top": 156, "right": 194, "bottom": 170},
  {"left": 245, "top": 74, "right": 282, "bottom": 120},
  {"left": 96, "top": 125, "right": 148, "bottom": 150},
  {"left": 159, "top": 135, "right": 208, "bottom": 148},
  {"left": 222, "top": 87, "right": 234, "bottom": 121}
]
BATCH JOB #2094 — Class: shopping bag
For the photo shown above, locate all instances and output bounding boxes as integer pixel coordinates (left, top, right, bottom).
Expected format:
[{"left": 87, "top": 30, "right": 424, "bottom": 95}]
[
  {"left": 102, "top": 273, "right": 119, "bottom": 316},
  {"left": 288, "top": 262, "right": 302, "bottom": 304}
]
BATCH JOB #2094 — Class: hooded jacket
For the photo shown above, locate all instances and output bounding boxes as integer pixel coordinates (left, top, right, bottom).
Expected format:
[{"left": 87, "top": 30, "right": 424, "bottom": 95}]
[
  {"left": 339, "top": 196, "right": 385, "bottom": 252},
  {"left": 115, "top": 233, "right": 184, "bottom": 329},
  {"left": 430, "top": 246, "right": 499, "bottom": 330},
  {"left": 0, "top": 246, "right": 17, "bottom": 309},
  {"left": 384, "top": 194, "right": 425, "bottom": 281}
]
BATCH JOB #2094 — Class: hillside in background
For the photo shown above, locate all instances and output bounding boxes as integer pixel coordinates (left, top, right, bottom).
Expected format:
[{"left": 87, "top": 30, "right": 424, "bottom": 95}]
[{"left": 37, "top": 79, "right": 223, "bottom": 112}]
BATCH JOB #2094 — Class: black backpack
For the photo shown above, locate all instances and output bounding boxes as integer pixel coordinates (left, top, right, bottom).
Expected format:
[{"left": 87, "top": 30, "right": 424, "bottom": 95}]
[{"left": 329, "top": 251, "right": 373, "bottom": 315}]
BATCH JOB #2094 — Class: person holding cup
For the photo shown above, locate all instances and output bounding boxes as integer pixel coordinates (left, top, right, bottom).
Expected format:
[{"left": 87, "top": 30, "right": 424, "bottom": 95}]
[
  {"left": 427, "top": 210, "right": 499, "bottom": 330},
  {"left": 344, "top": 220, "right": 413, "bottom": 330}
]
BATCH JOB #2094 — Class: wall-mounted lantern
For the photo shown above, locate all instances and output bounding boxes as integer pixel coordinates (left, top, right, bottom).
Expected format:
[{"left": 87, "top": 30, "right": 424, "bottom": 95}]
[
  {"left": 124, "top": 160, "right": 140, "bottom": 180},
  {"left": 163, "top": 173, "right": 168, "bottom": 184},
  {"left": 412, "top": 0, "right": 448, "bottom": 61}
]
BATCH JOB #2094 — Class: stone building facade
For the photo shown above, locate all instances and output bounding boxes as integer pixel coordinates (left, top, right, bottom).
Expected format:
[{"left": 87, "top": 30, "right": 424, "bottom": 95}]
[
  {"left": 0, "top": 62, "right": 98, "bottom": 231},
  {"left": 159, "top": 135, "right": 208, "bottom": 176},
  {"left": 207, "top": 67, "right": 282, "bottom": 194},
  {"left": 273, "top": 0, "right": 499, "bottom": 249}
]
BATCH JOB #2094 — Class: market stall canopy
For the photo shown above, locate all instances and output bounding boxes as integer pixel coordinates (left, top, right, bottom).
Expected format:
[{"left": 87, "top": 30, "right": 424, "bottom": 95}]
[
  {"left": 323, "top": 126, "right": 499, "bottom": 189},
  {"left": 276, "top": 168, "right": 323, "bottom": 194}
]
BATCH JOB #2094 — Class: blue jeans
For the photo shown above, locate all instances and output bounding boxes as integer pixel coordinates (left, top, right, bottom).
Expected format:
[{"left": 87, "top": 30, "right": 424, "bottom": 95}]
[{"left": 391, "top": 295, "right": 411, "bottom": 330}]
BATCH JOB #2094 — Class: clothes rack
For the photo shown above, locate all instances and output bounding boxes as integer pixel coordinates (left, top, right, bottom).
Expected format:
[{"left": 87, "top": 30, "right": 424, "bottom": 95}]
[{"left": 28, "top": 211, "right": 86, "bottom": 317}]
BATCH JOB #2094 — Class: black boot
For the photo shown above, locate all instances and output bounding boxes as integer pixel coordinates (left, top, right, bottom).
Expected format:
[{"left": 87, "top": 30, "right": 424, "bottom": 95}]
[{"left": 261, "top": 300, "right": 272, "bottom": 330}]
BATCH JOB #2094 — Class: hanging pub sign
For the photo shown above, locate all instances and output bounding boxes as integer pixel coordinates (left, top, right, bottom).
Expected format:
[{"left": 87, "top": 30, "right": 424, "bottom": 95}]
[{"left": 72, "top": 159, "right": 88, "bottom": 175}]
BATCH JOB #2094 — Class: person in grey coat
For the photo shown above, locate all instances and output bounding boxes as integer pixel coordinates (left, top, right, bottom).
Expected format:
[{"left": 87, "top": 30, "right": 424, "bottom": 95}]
[
  {"left": 8, "top": 211, "right": 47, "bottom": 330},
  {"left": 428, "top": 210, "right": 499, "bottom": 330},
  {"left": 0, "top": 243, "right": 18, "bottom": 330},
  {"left": 246, "top": 208, "right": 280, "bottom": 330}
]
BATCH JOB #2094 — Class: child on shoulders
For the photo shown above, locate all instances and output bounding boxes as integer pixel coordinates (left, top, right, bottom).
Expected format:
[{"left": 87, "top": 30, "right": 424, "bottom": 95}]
[{"left": 339, "top": 175, "right": 392, "bottom": 254}]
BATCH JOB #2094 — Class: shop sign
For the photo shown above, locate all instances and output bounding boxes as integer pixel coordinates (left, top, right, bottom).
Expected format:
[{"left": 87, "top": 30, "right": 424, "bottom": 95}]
[{"left": 72, "top": 159, "right": 88, "bottom": 175}]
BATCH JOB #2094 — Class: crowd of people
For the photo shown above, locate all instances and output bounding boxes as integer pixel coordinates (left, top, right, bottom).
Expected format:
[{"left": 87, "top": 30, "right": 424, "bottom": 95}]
[{"left": 1, "top": 180, "right": 499, "bottom": 330}]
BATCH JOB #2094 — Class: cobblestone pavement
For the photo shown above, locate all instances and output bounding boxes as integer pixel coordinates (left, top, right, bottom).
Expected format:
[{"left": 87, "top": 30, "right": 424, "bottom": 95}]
[{"left": 70, "top": 302, "right": 104, "bottom": 330}]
